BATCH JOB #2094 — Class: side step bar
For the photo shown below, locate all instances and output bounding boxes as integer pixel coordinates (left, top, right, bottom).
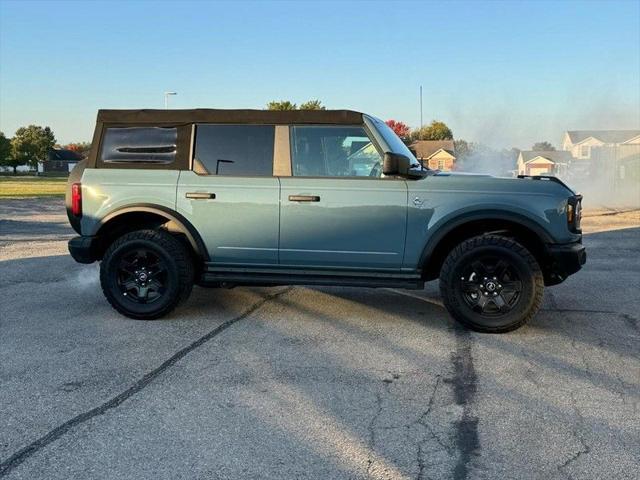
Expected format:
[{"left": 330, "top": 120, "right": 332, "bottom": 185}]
[{"left": 200, "top": 266, "right": 424, "bottom": 290}]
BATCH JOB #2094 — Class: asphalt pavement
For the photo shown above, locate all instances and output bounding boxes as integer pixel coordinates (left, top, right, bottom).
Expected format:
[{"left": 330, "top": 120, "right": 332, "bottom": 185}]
[{"left": 0, "top": 198, "right": 638, "bottom": 480}]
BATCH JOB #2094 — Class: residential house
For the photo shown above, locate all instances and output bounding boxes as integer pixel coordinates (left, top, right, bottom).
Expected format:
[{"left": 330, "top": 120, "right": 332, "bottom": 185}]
[
  {"left": 409, "top": 140, "right": 456, "bottom": 171},
  {"left": 562, "top": 130, "right": 640, "bottom": 160},
  {"left": 516, "top": 150, "right": 573, "bottom": 177},
  {"left": 38, "top": 149, "right": 84, "bottom": 174},
  {"left": 561, "top": 130, "right": 640, "bottom": 180}
]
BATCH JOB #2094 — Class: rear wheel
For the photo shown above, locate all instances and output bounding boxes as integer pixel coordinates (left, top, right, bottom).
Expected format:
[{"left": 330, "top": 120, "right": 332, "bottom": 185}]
[
  {"left": 100, "top": 229, "right": 194, "bottom": 319},
  {"left": 439, "top": 235, "right": 544, "bottom": 333}
]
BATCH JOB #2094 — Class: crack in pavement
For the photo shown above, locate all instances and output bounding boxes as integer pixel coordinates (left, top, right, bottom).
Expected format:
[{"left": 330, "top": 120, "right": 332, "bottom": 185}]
[
  {"left": 415, "top": 375, "right": 453, "bottom": 480},
  {"left": 557, "top": 323, "right": 594, "bottom": 480},
  {"left": 366, "top": 385, "right": 385, "bottom": 477},
  {"left": 557, "top": 392, "right": 591, "bottom": 480},
  {"left": 0, "top": 287, "right": 293, "bottom": 478}
]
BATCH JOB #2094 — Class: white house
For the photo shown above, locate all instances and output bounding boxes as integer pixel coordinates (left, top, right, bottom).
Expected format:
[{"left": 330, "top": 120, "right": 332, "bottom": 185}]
[
  {"left": 562, "top": 130, "right": 640, "bottom": 160},
  {"left": 516, "top": 150, "right": 573, "bottom": 177}
]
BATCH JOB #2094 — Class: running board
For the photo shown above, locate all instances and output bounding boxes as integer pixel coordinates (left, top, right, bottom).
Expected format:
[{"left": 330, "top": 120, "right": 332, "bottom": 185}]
[{"left": 200, "top": 266, "right": 423, "bottom": 289}]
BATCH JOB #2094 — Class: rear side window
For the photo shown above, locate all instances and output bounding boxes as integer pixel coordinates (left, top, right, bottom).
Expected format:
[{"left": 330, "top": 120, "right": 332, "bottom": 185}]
[
  {"left": 194, "top": 125, "right": 274, "bottom": 176},
  {"left": 101, "top": 127, "right": 177, "bottom": 163}
]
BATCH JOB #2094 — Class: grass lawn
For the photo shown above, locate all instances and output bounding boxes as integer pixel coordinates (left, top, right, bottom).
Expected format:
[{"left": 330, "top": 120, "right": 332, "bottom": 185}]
[{"left": 0, "top": 176, "right": 67, "bottom": 198}]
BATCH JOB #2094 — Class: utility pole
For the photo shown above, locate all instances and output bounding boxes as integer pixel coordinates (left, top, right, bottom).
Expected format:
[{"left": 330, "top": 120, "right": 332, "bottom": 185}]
[
  {"left": 164, "top": 91, "right": 177, "bottom": 109},
  {"left": 419, "top": 85, "right": 423, "bottom": 127}
]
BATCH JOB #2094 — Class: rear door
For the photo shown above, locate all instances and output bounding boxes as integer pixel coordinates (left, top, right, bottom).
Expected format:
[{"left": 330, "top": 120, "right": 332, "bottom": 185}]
[
  {"left": 279, "top": 125, "right": 408, "bottom": 270},
  {"left": 176, "top": 124, "right": 280, "bottom": 266}
]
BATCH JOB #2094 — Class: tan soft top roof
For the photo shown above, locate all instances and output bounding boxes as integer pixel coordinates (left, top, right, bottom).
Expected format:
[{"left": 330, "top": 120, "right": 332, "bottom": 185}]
[{"left": 97, "top": 109, "right": 364, "bottom": 125}]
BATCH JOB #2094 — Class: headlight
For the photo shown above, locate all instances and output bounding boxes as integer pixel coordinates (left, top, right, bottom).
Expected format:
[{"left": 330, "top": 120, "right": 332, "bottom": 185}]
[{"left": 567, "top": 195, "right": 582, "bottom": 232}]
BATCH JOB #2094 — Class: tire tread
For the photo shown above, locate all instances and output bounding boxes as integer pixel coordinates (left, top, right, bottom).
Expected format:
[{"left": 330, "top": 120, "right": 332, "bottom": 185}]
[
  {"left": 100, "top": 229, "right": 194, "bottom": 320},
  {"left": 439, "top": 234, "right": 544, "bottom": 333}
]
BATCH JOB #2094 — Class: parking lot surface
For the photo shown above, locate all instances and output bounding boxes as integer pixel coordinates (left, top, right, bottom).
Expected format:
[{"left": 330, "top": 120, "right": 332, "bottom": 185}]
[{"left": 1, "top": 198, "right": 638, "bottom": 479}]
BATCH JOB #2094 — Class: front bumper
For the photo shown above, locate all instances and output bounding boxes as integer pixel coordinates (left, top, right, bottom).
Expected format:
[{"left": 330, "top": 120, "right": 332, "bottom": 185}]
[
  {"left": 544, "top": 241, "right": 587, "bottom": 285},
  {"left": 68, "top": 236, "right": 99, "bottom": 264}
]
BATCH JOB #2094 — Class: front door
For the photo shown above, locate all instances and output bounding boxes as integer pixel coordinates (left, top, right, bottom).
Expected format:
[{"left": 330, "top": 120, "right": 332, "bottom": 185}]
[
  {"left": 279, "top": 125, "right": 408, "bottom": 270},
  {"left": 176, "top": 124, "right": 280, "bottom": 266}
]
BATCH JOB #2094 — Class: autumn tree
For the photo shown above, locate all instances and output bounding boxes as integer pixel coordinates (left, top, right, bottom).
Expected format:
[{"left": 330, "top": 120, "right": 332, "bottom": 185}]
[
  {"left": 532, "top": 141, "right": 555, "bottom": 151},
  {"left": 385, "top": 120, "right": 411, "bottom": 140},
  {"left": 11, "top": 125, "right": 56, "bottom": 170},
  {"left": 299, "top": 100, "right": 325, "bottom": 110},
  {"left": 411, "top": 120, "right": 453, "bottom": 141},
  {"left": 266, "top": 100, "right": 298, "bottom": 111},
  {"left": 0, "top": 131, "right": 19, "bottom": 174},
  {"left": 64, "top": 142, "right": 92, "bottom": 158}
]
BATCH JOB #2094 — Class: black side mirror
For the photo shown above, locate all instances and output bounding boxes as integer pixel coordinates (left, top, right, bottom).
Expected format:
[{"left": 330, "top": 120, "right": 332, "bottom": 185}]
[{"left": 383, "top": 152, "right": 410, "bottom": 176}]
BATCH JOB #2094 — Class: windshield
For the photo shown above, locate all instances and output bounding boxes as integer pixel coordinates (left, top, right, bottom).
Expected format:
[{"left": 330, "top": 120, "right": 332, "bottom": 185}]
[{"left": 365, "top": 115, "right": 422, "bottom": 168}]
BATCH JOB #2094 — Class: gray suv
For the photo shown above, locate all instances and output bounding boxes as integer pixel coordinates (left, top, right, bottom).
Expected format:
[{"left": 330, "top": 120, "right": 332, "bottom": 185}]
[{"left": 66, "top": 109, "right": 586, "bottom": 332}]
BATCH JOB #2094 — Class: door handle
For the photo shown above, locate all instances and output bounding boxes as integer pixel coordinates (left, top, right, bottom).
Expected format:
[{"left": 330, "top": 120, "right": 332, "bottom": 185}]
[
  {"left": 186, "top": 192, "right": 216, "bottom": 200},
  {"left": 289, "top": 195, "right": 320, "bottom": 202}
]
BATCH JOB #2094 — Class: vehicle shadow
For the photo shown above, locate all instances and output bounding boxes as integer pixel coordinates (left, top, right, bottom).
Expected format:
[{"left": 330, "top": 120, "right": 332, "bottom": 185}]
[{"left": 1, "top": 224, "right": 638, "bottom": 477}]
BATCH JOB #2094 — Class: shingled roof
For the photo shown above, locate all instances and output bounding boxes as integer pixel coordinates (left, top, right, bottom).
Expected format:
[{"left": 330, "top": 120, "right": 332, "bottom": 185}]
[
  {"left": 566, "top": 130, "right": 640, "bottom": 145},
  {"left": 409, "top": 140, "right": 455, "bottom": 159},
  {"left": 520, "top": 151, "right": 573, "bottom": 163},
  {"left": 47, "top": 149, "right": 84, "bottom": 161}
]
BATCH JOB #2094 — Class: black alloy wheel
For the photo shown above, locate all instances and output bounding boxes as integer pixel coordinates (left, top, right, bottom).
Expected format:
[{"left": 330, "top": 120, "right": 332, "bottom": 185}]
[
  {"left": 459, "top": 256, "right": 523, "bottom": 316},
  {"left": 116, "top": 248, "right": 168, "bottom": 304},
  {"left": 100, "top": 229, "right": 194, "bottom": 320},
  {"left": 439, "top": 235, "right": 544, "bottom": 333}
]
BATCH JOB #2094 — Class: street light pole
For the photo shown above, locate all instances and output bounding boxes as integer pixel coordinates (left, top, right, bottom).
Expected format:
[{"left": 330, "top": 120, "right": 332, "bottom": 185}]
[
  {"left": 164, "top": 91, "right": 177, "bottom": 109},
  {"left": 419, "top": 85, "right": 423, "bottom": 127}
]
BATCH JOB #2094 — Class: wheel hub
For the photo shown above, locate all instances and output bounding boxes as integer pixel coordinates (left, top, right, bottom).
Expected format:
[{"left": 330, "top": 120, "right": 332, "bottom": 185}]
[
  {"left": 460, "top": 260, "right": 521, "bottom": 316},
  {"left": 476, "top": 276, "right": 504, "bottom": 296},
  {"left": 136, "top": 269, "right": 148, "bottom": 283},
  {"left": 116, "top": 249, "right": 167, "bottom": 304}
]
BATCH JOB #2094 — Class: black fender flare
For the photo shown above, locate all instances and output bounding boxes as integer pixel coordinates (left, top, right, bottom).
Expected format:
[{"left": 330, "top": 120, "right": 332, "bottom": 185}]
[
  {"left": 96, "top": 204, "right": 209, "bottom": 261},
  {"left": 418, "top": 209, "right": 554, "bottom": 268}
]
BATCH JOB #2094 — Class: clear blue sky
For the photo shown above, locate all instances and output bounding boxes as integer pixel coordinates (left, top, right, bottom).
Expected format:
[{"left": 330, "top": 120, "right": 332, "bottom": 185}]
[{"left": 1, "top": 0, "right": 639, "bottom": 148}]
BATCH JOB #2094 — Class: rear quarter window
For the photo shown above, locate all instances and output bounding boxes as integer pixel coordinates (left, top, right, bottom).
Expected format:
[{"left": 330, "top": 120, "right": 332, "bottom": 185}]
[{"left": 101, "top": 127, "right": 177, "bottom": 164}]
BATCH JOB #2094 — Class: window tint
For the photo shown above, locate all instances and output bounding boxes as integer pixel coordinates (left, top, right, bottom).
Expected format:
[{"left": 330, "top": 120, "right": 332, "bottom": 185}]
[
  {"left": 290, "top": 126, "right": 382, "bottom": 177},
  {"left": 101, "top": 127, "right": 177, "bottom": 163},
  {"left": 194, "top": 125, "right": 274, "bottom": 176}
]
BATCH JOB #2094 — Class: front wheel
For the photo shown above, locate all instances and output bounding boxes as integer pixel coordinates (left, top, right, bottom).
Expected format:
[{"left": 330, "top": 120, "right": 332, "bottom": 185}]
[
  {"left": 439, "top": 235, "right": 544, "bottom": 333},
  {"left": 100, "top": 229, "right": 194, "bottom": 320}
]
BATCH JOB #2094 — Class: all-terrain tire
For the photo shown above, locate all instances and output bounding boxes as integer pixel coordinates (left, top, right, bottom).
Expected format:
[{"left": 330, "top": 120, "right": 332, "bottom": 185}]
[
  {"left": 100, "top": 229, "right": 194, "bottom": 320},
  {"left": 439, "top": 235, "right": 544, "bottom": 333}
]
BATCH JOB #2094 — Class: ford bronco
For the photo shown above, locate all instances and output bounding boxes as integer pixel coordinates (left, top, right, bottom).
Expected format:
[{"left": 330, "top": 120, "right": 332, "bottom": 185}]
[{"left": 66, "top": 109, "right": 585, "bottom": 332}]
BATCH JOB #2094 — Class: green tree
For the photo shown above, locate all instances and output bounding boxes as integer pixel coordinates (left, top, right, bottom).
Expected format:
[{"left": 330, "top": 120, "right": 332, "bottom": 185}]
[
  {"left": 532, "top": 141, "right": 555, "bottom": 151},
  {"left": 266, "top": 100, "right": 298, "bottom": 111},
  {"left": 411, "top": 120, "right": 453, "bottom": 141},
  {"left": 11, "top": 125, "right": 56, "bottom": 170},
  {"left": 299, "top": 99, "right": 325, "bottom": 110},
  {"left": 0, "top": 132, "right": 20, "bottom": 174}
]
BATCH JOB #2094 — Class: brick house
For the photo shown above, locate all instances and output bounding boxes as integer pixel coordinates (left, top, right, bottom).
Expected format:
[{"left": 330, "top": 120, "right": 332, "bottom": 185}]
[{"left": 409, "top": 140, "right": 456, "bottom": 171}]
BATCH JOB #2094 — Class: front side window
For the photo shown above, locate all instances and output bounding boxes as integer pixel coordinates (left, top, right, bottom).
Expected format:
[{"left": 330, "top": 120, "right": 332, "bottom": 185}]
[
  {"left": 290, "top": 126, "right": 382, "bottom": 177},
  {"left": 194, "top": 124, "right": 275, "bottom": 176},
  {"left": 101, "top": 127, "right": 177, "bottom": 163}
]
